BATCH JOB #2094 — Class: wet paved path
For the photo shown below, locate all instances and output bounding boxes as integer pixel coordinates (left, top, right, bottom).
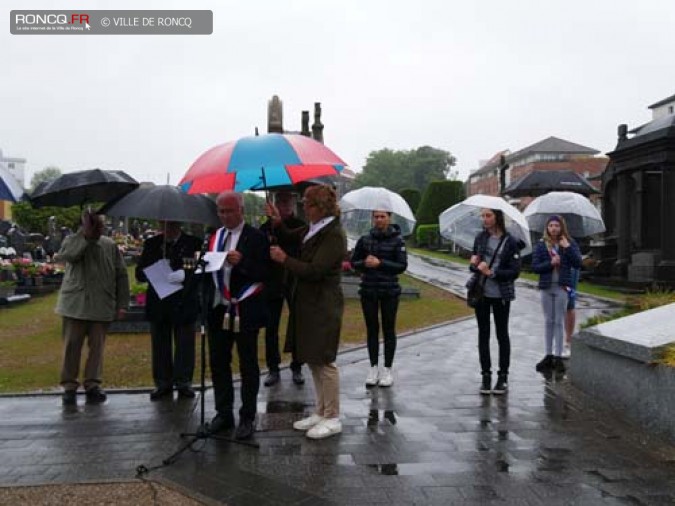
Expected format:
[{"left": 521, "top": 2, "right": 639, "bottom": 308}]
[{"left": 1, "top": 254, "right": 674, "bottom": 505}]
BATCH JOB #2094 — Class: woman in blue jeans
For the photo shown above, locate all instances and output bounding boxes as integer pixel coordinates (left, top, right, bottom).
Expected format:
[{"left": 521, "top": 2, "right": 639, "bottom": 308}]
[
  {"left": 531, "top": 215, "right": 582, "bottom": 373},
  {"left": 468, "top": 208, "right": 522, "bottom": 395}
]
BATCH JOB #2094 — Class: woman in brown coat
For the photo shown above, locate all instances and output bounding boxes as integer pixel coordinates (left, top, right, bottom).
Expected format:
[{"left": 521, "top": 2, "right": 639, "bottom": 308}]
[{"left": 268, "top": 184, "right": 347, "bottom": 439}]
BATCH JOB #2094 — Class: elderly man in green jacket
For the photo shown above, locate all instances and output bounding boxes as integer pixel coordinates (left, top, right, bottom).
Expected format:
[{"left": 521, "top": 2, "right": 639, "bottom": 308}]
[{"left": 56, "top": 210, "right": 129, "bottom": 406}]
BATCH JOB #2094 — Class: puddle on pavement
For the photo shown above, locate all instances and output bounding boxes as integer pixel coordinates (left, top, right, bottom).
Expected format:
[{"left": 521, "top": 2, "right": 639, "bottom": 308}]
[
  {"left": 367, "top": 409, "right": 397, "bottom": 428},
  {"left": 366, "top": 463, "right": 399, "bottom": 475}
]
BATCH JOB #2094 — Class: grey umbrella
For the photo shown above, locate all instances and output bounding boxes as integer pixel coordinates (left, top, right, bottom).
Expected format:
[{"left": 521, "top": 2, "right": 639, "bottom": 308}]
[{"left": 98, "top": 185, "right": 220, "bottom": 227}]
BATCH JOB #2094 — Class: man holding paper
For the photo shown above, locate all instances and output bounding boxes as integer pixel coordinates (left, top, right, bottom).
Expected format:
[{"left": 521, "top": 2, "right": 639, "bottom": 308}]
[
  {"left": 206, "top": 191, "right": 269, "bottom": 440},
  {"left": 136, "top": 221, "right": 202, "bottom": 401}
]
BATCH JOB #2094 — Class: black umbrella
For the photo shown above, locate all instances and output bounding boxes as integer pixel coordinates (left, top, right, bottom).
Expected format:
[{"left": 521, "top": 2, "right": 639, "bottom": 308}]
[
  {"left": 30, "top": 169, "right": 139, "bottom": 208},
  {"left": 98, "top": 185, "right": 220, "bottom": 227},
  {"left": 502, "top": 170, "right": 599, "bottom": 198}
]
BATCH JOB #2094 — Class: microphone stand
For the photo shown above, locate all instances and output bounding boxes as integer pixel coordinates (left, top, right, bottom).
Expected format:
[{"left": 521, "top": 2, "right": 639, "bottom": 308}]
[{"left": 138, "top": 234, "right": 258, "bottom": 476}]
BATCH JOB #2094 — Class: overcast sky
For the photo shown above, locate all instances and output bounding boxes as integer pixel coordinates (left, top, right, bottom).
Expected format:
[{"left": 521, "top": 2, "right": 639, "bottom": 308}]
[{"left": 2, "top": 0, "right": 675, "bottom": 187}]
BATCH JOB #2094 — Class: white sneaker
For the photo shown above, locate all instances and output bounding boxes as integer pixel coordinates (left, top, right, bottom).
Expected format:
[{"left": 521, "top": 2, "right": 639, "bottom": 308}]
[
  {"left": 365, "top": 366, "right": 379, "bottom": 386},
  {"left": 378, "top": 367, "right": 393, "bottom": 387},
  {"left": 293, "top": 414, "right": 323, "bottom": 431},
  {"left": 306, "top": 417, "right": 342, "bottom": 439},
  {"left": 562, "top": 343, "right": 571, "bottom": 358}
]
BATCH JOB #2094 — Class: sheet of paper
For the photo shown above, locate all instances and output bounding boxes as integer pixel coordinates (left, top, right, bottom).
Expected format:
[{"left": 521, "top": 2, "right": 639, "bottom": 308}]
[
  {"left": 195, "top": 251, "right": 227, "bottom": 274},
  {"left": 143, "top": 259, "right": 182, "bottom": 300}
]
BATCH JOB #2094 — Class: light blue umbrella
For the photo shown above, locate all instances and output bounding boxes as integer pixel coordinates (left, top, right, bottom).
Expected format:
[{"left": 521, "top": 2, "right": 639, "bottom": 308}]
[{"left": 0, "top": 166, "right": 24, "bottom": 202}]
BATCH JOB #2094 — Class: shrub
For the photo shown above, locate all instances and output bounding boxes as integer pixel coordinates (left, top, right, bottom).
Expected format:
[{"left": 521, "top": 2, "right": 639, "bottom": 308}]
[
  {"left": 400, "top": 188, "right": 421, "bottom": 214},
  {"left": 416, "top": 225, "right": 440, "bottom": 247},
  {"left": 416, "top": 180, "right": 464, "bottom": 225}
]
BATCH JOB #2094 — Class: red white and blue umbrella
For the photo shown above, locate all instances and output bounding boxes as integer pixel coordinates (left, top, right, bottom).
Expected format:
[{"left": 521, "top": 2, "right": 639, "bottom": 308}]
[{"left": 179, "top": 133, "right": 347, "bottom": 194}]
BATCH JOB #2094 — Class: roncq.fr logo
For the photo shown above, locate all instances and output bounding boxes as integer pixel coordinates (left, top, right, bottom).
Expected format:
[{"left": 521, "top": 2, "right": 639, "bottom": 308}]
[{"left": 14, "top": 13, "right": 91, "bottom": 27}]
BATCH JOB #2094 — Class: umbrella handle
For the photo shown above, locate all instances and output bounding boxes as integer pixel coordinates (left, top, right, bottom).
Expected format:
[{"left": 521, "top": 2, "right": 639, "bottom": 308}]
[{"left": 259, "top": 167, "right": 270, "bottom": 203}]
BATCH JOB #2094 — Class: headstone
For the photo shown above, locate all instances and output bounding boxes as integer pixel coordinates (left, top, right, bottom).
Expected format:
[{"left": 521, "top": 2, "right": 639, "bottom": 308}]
[
  {"left": 627, "top": 251, "right": 661, "bottom": 283},
  {"left": 7, "top": 228, "right": 26, "bottom": 255},
  {"left": 571, "top": 303, "right": 675, "bottom": 443}
]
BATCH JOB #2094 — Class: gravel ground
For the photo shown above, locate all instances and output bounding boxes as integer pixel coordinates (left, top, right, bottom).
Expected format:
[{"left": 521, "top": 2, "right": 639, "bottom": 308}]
[{"left": 0, "top": 481, "right": 210, "bottom": 505}]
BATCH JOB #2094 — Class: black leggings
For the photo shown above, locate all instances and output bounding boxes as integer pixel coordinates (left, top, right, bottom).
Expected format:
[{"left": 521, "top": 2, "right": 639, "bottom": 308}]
[
  {"left": 360, "top": 295, "right": 399, "bottom": 368},
  {"left": 474, "top": 297, "right": 511, "bottom": 376}
]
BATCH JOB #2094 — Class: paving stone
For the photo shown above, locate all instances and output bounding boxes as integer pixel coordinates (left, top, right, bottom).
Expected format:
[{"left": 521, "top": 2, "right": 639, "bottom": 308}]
[{"left": 0, "top": 255, "right": 673, "bottom": 505}]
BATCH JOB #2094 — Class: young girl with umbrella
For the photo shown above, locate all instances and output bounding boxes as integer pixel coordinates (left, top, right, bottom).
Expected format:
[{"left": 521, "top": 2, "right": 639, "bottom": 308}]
[{"left": 531, "top": 215, "right": 582, "bottom": 373}]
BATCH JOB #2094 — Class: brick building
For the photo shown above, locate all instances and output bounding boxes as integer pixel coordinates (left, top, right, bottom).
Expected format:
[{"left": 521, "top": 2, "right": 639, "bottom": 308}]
[{"left": 467, "top": 136, "right": 608, "bottom": 209}]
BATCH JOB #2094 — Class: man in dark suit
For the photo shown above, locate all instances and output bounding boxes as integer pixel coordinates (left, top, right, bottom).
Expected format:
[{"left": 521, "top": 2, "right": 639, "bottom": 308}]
[
  {"left": 206, "top": 191, "right": 269, "bottom": 440},
  {"left": 136, "top": 221, "right": 202, "bottom": 401},
  {"left": 259, "top": 191, "right": 306, "bottom": 387}
]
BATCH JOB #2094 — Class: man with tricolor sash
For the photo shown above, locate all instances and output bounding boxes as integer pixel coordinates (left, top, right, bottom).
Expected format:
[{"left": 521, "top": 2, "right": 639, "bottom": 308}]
[{"left": 206, "top": 191, "right": 270, "bottom": 440}]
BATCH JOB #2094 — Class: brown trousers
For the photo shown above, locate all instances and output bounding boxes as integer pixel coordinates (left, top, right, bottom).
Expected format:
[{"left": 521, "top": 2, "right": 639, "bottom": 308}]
[
  {"left": 308, "top": 362, "right": 340, "bottom": 419},
  {"left": 60, "top": 317, "right": 109, "bottom": 392}
]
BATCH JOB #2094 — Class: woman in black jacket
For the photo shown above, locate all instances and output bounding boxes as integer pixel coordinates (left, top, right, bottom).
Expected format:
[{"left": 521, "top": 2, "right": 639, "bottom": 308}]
[
  {"left": 467, "top": 208, "right": 522, "bottom": 395},
  {"left": 351, "top": 211, "right": 408, "bottom": 387}
]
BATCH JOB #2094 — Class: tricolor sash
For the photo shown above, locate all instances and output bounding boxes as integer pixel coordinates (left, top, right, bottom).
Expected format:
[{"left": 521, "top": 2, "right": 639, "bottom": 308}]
[{"left": 209, "top": 227, "right": 263, "bottom": 332}]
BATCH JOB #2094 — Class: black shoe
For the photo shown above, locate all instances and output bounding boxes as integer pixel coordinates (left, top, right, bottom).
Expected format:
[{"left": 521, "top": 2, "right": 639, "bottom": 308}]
[
  {"left": 480, "top": 373, "right": 492, "bottom": 395},
  {"left": 85, "top": 388, "right": 107, "bottom": 404},
  {"left": 493, "top": 374, "right": 508, "bottom": 395},
  {"left": 149, "top": 388, "right": 173, "bottom": 401},
  {"left": 176, "top": 386, "right": 196, "bottom": 399},
  {"left": 209, "top": 413, "right": 234, "bottom": 434},
  {"left": 292, "top": 370, "right": 305, "bottom": 385},
  {"left": 62, "top": 390, "right": 77, "bottom": 406},
  {"left": 264, "top": 371, "right": 280, "bottom": 387},
  {"left": 235, "top": 419, "right": 255, "bottom": 440},
  {"left": 535, "top": 355, "right": 555, "bottom": 372},
  {"left": 553, "top": 357, "right": 566, "bottom": 374}
]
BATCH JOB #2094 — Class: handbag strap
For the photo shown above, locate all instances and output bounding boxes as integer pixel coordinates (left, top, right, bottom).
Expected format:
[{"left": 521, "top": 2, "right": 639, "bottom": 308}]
[
  {"left": 478, "top": 234, "right": 508, "bottom": 287},
  {"left": 488, "top": 234, "right": 508, "bottom": 269}
]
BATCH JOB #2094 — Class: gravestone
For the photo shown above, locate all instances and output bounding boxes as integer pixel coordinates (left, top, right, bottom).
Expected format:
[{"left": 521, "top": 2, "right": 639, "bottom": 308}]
[{"left": 571, "top": 303, "right": 675, "bottom": 443}]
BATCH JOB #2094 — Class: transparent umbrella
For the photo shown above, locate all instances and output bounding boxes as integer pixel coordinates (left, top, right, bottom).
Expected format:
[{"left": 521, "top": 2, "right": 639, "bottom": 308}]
[
  {"left": 339, "top": 187, "right": 416, "bottom": 238},
  {"left": 439, "top": 195, "right": 531, "bottom": 254},
  {"left": 523, "top": 191, "right": 605, "bottom": 238}
]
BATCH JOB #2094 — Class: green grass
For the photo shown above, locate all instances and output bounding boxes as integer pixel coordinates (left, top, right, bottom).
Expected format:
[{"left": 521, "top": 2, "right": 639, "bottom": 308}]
[
  {"left": 0, "top": 273, "right": 470, "bottom": 393},
  {"left": 661, "top": 345, "right": 675, "bottom": 367}
]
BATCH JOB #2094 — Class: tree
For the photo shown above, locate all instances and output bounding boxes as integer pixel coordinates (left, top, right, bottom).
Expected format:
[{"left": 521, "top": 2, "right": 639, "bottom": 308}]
[
  {"left": 354, "top": 146, "right": 457, "bottom": 193},
  {"left": 11, "top": 201, "right": 81, "bottom": 236},
  {"left": 415, "top": 180, "right": 465, "bottom": 225},
  {"left": 243, "top": 192, "right": 266, "bottom": 225},
  {"left": 400, "top": 188, "right": 422, "bottom": 214},
  {"left": 29, "top": 166, "right": 62, "bottom": 191}
]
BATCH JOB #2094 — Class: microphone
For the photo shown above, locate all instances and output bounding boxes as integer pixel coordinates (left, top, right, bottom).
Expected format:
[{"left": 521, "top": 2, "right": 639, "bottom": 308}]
[
  {"left": 193, "top": 232, "right": 212, "bottom": 272},
  {"left": 201, "top": 232, "right": 212, "bottom": 253}
]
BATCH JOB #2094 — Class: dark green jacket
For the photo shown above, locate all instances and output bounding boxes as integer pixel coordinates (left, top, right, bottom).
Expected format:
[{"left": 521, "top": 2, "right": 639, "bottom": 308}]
[{"left": 55, "top": 231, "right": 129, "bottom": 322}]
